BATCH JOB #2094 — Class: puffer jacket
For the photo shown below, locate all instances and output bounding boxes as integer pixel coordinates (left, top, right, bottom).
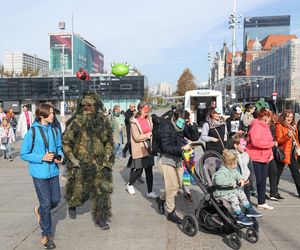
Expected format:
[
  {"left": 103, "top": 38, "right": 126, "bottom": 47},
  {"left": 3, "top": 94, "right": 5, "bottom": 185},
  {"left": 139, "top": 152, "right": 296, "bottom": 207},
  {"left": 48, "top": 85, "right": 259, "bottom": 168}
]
[
  {"left": 213, "top": 165, "right": 243, "bottom": 197},
  {"left": 275, "top": 122, "right": 299, "bottom": 164},
  {"left": 159, "top": 121, "right": 186, "bottom": 157},
  {"left": 246, "top": 119, "right": 274, "bottom": 163}
]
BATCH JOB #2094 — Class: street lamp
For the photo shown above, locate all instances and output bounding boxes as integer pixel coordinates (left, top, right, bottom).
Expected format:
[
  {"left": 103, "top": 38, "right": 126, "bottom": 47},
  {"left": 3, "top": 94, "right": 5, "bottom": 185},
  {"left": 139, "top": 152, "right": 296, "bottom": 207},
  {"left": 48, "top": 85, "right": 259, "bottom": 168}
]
[
  {"left": 54, "top": 44, "right": 66, "bottom": 117},
  {"left": 228, "top": 0, "right": 241, "bottom": 104}
]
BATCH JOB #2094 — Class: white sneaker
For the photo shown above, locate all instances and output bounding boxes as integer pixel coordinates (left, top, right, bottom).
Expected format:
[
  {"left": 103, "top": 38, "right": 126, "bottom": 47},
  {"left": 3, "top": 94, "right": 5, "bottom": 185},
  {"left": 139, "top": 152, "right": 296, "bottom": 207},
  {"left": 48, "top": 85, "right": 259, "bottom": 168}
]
[
  {"left": 126, "top": 183, "right": 136, "bottom": 195},
  {"left": 270, "top": 196, "right": 279, "bottom": 201},
  {"left": 147, "top": 192, "right": 158, "bottom": 199},
  {"left": 257, "top": 203, "right": 274, "bottom": 210}
]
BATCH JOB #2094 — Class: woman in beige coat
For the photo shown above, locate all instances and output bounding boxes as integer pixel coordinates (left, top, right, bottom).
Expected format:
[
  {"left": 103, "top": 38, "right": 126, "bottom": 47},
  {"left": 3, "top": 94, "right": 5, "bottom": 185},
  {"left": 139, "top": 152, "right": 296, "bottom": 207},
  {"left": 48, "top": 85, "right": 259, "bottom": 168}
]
[{"left": 125, "top": 102, "right": 157, "bottom": 198}]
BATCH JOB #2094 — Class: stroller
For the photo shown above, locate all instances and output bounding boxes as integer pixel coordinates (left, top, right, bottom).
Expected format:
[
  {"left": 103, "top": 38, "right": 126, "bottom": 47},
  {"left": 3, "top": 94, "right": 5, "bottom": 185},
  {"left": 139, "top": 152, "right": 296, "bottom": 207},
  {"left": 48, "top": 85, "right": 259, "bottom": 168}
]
[{"left": 181, "top": 148, "right": 259, "bottom": 250}]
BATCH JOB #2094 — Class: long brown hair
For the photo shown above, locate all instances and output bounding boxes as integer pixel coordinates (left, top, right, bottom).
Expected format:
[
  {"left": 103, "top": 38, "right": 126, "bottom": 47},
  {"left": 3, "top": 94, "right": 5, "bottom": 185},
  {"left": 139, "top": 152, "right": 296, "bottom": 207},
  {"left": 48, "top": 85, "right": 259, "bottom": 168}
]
[{"left": 278, "top": 109, "right": 295, "bottom": 126}]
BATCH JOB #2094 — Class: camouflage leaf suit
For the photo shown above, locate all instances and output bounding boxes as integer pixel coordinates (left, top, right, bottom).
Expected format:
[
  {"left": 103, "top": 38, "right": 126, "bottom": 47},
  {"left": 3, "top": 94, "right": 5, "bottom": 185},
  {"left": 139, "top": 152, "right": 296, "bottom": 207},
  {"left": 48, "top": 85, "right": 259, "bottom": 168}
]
[{"left": 63, "top": 92, "right": 115, "bottom": 222}]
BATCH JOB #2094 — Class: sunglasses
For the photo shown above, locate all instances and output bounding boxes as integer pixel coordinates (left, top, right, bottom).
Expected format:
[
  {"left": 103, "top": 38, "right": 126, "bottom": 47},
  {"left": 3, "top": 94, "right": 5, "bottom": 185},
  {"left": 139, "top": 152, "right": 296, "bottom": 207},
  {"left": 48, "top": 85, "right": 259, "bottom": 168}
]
[{"left": 83, "top": 104, "right": 92, "bottom": 108}]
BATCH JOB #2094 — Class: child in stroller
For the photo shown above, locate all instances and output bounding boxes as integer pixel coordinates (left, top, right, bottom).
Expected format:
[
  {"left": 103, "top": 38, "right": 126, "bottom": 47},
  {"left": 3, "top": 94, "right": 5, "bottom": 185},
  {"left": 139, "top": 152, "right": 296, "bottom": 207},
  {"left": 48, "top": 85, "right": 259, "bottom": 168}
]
[
  {"left": 181, "top": 147, "right": 262, "bottom": 249},
  {"left": 212, "top": 149, "right": 262, "bottom": 226}
]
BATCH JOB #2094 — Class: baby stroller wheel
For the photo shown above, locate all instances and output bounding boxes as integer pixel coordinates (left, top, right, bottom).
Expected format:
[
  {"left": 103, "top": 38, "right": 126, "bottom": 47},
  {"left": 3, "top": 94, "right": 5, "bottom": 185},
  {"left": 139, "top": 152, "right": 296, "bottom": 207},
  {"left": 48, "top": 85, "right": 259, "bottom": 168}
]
[
  {"left": 228, "top": 233, "right": 241, "bottom": 250},
  {"left": 182, "top": 214, "right": 199, "bottom": 237},
  {"left": 245, "top": 228, "right": 259, "bottom": 243}
]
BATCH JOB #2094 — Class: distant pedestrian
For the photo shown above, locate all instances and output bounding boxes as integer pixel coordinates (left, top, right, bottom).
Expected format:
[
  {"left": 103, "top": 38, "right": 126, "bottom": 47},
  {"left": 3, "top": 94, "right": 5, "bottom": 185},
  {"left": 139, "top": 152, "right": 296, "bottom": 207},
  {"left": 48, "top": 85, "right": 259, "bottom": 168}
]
[
  {"left": 5, "top": 107, "right": 18, "bottom": 136},
  {"left": 123, "top": 103, "right": 136, "bottom": 158},
  {"left": 20, "top": 103, "right": 64, "bottom": 249},
  {"left": 226, "top": 106, "right": 243, "bottom": 141},
  {"left": 17, "top": 105, "right": 34, "bottom": 139},
  {"left": 0, "top": 107, "right": 6, "bottom": 124},
  {"left": 0, "top": 118, "right": 15, "bottom": 161},
  {"left": 241, "top": 104, "right": 255, "bottom": 132},
  {"left": 111, "top": 105, "right": 126, "bottom": 158}
]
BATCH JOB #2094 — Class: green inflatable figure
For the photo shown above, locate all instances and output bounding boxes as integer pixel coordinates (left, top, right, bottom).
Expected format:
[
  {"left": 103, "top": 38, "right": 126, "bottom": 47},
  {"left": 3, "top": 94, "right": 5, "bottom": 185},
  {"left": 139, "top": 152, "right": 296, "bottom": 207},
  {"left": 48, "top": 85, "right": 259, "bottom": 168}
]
[
  {"left": 111, "top": 62, "right": 130, "bottom": 77},
  {"left": 63, "top": 92, "right": 115, "bottom": 230}
]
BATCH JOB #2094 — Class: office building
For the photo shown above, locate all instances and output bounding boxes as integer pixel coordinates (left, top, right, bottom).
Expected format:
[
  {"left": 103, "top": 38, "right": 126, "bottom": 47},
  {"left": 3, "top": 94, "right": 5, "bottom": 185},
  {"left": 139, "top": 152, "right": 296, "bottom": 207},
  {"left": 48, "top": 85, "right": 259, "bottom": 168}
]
[
  {"left": 3, "top": 52, "right": 48, "bottom": 75},
  {"left": 244, "top": 15, "right": 290, "bottom": 50}
]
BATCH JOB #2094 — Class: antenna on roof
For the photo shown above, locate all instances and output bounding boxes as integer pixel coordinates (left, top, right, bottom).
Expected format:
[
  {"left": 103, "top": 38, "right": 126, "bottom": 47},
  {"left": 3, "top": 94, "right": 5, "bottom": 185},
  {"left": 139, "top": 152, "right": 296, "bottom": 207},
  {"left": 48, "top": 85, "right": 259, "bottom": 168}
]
[{"left": 72, "top": 13, "right": 74, "bottom": 33}]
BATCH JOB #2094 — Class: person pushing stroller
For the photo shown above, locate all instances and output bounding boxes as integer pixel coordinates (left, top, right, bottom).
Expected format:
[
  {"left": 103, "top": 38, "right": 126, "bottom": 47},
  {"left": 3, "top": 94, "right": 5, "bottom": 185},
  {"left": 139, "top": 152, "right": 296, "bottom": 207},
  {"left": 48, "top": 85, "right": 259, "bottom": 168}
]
[{"left": 212, "top": 150, "right": 262, "bottom": 226}]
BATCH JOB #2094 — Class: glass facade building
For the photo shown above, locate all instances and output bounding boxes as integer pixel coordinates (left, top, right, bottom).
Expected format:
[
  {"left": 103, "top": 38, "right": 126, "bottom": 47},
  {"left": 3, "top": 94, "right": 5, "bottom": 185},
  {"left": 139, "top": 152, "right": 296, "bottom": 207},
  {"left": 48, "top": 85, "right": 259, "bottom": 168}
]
[
  {"left": 244, "top": 15, "right": 290, "bottom": 50},
  {"left": 0, "top": 75, "right": 144, "bottom": 112}
]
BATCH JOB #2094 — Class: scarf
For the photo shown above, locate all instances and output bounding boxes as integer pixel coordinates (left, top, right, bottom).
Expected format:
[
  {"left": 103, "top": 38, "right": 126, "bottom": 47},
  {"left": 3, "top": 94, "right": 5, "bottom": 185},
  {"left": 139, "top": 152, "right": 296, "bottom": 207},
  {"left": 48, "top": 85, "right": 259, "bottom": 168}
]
[{"left": 206, "top": 116, "right": 225, "bottom": 128}]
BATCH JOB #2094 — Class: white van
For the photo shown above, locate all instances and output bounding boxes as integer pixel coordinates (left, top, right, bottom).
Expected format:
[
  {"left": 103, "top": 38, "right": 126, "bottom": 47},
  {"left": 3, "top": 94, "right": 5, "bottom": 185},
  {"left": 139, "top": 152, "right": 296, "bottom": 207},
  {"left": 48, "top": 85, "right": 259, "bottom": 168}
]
[{"left": 184, "top": 89, "right": 223, "bottom": 126}]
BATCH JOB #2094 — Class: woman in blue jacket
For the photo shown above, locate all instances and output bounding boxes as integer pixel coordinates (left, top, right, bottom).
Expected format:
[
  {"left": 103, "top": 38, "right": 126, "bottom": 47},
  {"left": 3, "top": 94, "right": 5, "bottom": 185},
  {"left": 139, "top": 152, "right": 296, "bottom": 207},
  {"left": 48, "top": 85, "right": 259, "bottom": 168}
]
[{"left": 20, "top": 103, "right": 64, "bottom": 250}]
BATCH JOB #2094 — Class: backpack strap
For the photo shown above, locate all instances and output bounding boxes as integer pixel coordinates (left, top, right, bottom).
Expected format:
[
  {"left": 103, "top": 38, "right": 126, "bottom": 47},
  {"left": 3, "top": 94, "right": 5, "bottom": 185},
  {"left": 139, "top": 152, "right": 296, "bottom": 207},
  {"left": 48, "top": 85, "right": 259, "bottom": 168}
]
[
  {"left": 30, "top": 127, "right": 36, "bottom": 153},
  {"left": 38, "top": 127, "right": 49, "bottom": 151}
]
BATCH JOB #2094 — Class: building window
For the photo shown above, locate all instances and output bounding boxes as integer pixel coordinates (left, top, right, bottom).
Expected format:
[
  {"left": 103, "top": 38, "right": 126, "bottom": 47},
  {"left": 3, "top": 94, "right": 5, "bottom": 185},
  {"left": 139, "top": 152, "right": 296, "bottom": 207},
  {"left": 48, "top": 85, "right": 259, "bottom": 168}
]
[{"left": 120, "top": 84, "right": 132, "bottom": 90}]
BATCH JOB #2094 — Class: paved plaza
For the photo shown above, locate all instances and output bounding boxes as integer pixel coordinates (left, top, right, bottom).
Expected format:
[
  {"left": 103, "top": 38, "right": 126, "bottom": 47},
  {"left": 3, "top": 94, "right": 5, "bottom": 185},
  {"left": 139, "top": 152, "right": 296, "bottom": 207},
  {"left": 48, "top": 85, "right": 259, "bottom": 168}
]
[{"left": 1, "top": 135, "right": 300, "bottom": 250}]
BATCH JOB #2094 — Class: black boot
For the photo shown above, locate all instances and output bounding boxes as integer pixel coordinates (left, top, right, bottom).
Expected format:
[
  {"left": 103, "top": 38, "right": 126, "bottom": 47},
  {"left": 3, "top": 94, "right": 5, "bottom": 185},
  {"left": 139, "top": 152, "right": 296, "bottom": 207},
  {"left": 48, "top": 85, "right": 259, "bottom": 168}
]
[
  {"left": 155, "top": 197, "right": 165, "bottom": 214},
  {"left": 95, "top": 218, "right": 110, "bottom": 230},
  {"left": 68, "top": 206, "right": 76, "bottom": 219},
  {"left": 167, "top": 210, "right": 182, "bottom": 224}
]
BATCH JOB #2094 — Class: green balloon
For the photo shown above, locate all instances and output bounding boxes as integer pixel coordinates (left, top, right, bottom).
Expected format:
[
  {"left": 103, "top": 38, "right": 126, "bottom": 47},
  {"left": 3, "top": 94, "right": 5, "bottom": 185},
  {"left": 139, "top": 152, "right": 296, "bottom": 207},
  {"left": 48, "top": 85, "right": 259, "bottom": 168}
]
[{"left": 111, "top": 62, "right": 130, "bottom": 77}]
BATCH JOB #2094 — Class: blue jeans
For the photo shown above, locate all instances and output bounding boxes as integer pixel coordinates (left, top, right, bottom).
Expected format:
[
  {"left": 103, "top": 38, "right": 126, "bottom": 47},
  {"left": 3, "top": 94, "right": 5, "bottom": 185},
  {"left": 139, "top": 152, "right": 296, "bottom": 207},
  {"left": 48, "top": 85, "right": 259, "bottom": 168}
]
[
  {"left": 33, "top": 175, "right": 61, "bottom": 236},
  {"left": 114, "top": 143, "right": 122, "bottom": 157},
  {"left": 2, "top": 143, "right": 12, "bottom": 158}
]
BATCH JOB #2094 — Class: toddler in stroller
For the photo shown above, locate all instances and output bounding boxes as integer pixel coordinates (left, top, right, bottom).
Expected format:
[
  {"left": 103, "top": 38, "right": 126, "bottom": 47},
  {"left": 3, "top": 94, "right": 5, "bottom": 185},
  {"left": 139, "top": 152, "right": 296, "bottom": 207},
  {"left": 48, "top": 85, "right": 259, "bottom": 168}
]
[
  {"left": 181, "top": 148, "right": 262, "bottom": 249},
  {"left": 212, "top": 149, "right": 262, "bottom": 226}
]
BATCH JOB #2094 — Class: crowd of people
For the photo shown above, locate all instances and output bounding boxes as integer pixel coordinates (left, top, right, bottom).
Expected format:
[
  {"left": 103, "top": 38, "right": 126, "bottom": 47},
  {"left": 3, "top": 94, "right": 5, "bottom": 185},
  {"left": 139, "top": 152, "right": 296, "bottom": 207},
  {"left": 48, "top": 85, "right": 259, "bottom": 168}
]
[
  {"left": 0, "top": 105, "right": 34, "bottom": 161},
  {"left": 12, "top": 95, "right": 300, "bottom": 249}
]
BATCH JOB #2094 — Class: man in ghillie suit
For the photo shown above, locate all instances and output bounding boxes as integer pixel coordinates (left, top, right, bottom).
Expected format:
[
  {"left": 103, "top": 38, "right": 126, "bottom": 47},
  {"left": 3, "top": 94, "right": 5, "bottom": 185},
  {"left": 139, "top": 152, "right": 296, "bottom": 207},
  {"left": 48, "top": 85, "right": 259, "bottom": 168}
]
[{"left": 63, "top": 92, "right": 114, "bottom": 230}]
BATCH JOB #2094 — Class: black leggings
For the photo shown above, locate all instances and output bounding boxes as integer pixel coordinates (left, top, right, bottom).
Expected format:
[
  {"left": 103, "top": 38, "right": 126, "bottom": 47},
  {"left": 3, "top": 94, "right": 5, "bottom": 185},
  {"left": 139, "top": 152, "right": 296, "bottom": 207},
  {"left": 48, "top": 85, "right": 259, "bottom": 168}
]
[
  {"left": 268, "top": 159, "right": 278, "bottom": 197},
  {"left": 277, "top": 158, "right": 300, "bottom": 196},
  {"left": 129, "top": 166, "right": 153, "bottom": 193}
]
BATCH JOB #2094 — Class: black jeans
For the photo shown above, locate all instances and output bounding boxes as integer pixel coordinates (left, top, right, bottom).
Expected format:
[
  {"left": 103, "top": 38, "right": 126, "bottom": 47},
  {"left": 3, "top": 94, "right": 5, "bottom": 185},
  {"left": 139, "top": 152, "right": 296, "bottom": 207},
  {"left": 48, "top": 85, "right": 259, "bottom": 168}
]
[
  {"left": 129, "top": 166, "right": 153, "bottom": 193},
  {"left": 253, "top": 161, "right": 268, "bottom": 205},
  {"left": 268, "top": 159, "right": 278, "bottom": 197},
  {"left": 33, "top": 176, "right": 61, "bottom": 236},
  {"left": 277, "top": 158, "right": 300, "bottom": 196}
]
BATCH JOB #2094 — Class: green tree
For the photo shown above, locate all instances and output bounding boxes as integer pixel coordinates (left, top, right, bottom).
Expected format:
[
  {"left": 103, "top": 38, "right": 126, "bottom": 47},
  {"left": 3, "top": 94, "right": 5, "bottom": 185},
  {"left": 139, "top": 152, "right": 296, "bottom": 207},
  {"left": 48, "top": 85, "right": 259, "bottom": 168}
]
[{"left": 176, "top": 68, "right": 197, "bottom": 96}]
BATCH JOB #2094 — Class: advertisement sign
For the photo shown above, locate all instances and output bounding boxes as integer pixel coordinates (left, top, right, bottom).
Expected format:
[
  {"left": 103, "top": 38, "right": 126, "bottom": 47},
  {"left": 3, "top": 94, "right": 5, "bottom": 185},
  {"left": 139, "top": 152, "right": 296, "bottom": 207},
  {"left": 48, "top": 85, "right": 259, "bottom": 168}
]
[
  {"left": 73, "top": 35, "right": 103, "bottom": 73},
  {"left": 49, "top": 34, "right": 72, "bottom": 74}
]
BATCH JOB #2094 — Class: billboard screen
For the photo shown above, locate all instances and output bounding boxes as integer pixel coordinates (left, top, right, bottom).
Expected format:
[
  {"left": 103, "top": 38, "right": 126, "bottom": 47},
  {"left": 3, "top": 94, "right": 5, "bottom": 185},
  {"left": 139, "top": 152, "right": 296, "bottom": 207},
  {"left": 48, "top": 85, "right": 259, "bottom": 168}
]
[
  {"left": 49, "top": 34, "right": 73, "bottom": 74},
  {"left": 73, "top": 35, "right": 104, "bottom": 73}
]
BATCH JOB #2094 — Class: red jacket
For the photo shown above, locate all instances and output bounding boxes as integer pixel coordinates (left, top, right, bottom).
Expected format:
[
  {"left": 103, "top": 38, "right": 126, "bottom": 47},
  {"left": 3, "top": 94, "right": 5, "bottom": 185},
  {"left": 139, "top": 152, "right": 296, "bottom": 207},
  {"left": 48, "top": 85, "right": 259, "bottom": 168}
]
[
  {"left": 275, "top": 123, "right": 299, "bottom": 165},
  {"left": 246, "top": 119, "right": 274, "bottom": 163}
]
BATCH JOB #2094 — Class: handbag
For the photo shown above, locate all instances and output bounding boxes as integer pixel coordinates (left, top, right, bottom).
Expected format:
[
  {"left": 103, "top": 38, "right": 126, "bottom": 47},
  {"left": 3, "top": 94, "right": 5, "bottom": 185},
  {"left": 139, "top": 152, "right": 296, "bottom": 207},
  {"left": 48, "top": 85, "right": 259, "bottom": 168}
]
[
  {"left": 1, "top": 137, "right": 8, "bottom": 144},
  {"left": 273, "top": 146, "right": 285, "bottom": 162}
]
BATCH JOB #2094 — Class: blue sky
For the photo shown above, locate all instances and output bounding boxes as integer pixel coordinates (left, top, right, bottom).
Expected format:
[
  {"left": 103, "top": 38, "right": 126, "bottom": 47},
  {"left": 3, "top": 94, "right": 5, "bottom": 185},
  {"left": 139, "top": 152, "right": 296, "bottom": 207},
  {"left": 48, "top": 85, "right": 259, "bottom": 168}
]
[{"left": 0, "top": 0, "right": 299, "bottom": 90}]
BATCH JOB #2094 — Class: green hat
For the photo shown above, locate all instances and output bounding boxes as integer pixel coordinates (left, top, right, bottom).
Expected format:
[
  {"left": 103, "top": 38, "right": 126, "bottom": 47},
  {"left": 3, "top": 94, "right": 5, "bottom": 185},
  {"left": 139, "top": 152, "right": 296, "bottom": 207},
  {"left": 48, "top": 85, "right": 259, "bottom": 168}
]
[{"left": 255, "top": 100, "right": 269, "bottom": 112}]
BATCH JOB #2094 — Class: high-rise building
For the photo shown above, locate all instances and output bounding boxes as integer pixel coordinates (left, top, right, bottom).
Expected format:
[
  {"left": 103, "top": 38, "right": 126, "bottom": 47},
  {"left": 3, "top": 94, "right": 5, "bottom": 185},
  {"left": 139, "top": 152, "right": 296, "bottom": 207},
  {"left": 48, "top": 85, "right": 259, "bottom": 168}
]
[
  {"left": 244, "top": 15, "right": 290, "bottom": 50},
  {"left": 3, "top": 52, "right": 48, "bottom": 75},
  {"left": 157, "top": 82, "right": 172, "bottom": 96},
  {"left": 49, "top": 32, "right": 104, "bottom": 75}
]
